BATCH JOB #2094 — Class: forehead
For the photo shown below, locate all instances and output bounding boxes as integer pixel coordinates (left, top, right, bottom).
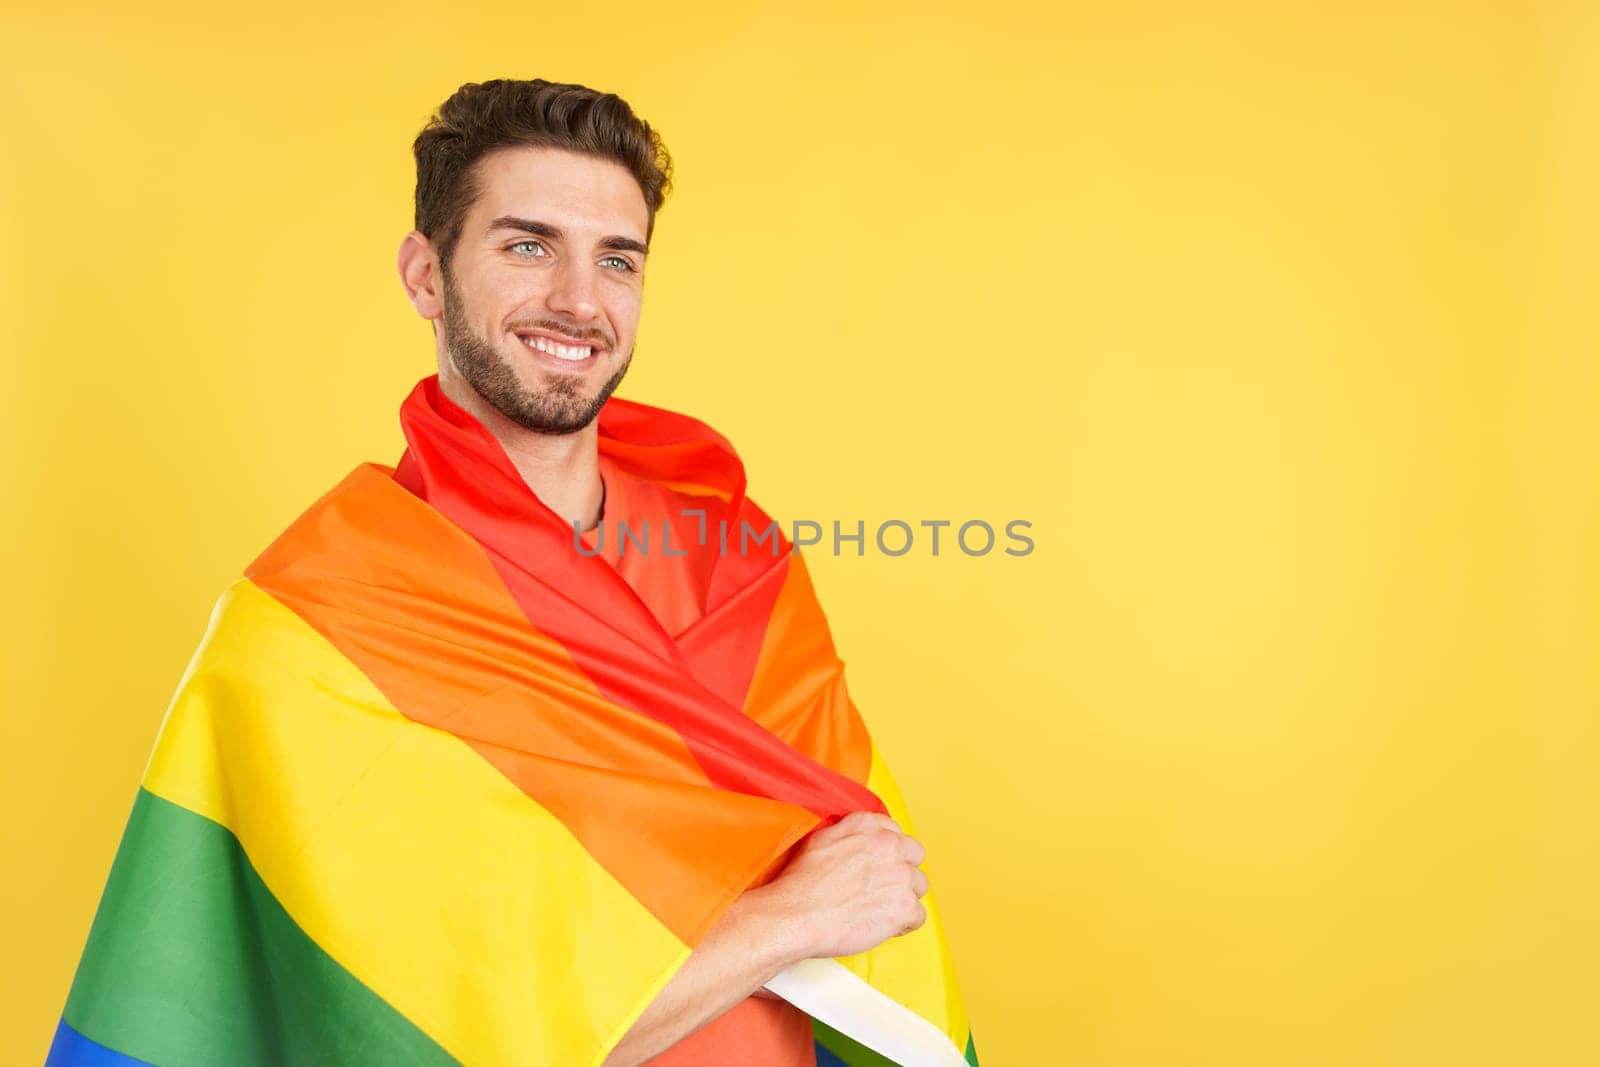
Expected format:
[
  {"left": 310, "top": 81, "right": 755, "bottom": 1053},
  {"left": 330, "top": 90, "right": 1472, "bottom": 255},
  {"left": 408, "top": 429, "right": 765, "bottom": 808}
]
[{"left": 466, "top": 146, "right": 649, "bottom": 242}]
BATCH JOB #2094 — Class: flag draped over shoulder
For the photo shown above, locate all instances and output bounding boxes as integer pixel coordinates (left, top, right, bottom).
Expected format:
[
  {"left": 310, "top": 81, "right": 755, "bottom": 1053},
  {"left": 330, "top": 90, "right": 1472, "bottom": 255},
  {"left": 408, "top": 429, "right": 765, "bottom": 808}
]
[{"left": 47, "top": 375, "right": 979, "bottom": 1067}]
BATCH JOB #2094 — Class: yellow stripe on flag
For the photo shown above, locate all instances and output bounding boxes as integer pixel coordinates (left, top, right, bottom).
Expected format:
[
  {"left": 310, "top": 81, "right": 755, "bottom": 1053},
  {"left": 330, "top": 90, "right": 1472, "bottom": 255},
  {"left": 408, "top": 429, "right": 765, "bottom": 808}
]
[
  {"left": 834, "top": 741, "right": 974, "bottom": 1054},
  {"left": 142, "top": 578, "right": 690, "bottom": 1066}
]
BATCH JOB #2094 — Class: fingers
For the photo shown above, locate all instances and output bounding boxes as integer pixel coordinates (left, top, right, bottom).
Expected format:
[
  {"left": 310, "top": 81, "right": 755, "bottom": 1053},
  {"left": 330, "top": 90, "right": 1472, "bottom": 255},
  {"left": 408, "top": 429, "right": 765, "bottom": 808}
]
[
  {"left": 899, "top": 834, "right": 926, "bottom": 867},
  {"left": 840, "top": 812, "right": 926, "bottom": 869},
  {"left": 837, "top": 810, "right": 901, "bottom": 835},
  {"left": 898, "top": 901, "right": 928, "bottom": 936},
  {"left": 910, "top": 867, "right": 930, "bottom": 898}
]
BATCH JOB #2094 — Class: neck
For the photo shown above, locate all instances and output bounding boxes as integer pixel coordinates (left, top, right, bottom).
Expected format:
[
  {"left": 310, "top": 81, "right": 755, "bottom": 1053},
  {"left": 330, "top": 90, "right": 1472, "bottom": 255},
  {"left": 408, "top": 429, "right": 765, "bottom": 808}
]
[{"left": 437, "top": 366, "right": 605, "bottom": 534}]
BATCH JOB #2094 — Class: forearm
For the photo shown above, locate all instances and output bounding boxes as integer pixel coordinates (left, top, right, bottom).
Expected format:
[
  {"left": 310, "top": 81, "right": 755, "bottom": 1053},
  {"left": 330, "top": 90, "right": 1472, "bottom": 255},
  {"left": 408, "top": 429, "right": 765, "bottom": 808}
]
[{"left": 600, "top": 883, "right": 807, "bottom": 1066}]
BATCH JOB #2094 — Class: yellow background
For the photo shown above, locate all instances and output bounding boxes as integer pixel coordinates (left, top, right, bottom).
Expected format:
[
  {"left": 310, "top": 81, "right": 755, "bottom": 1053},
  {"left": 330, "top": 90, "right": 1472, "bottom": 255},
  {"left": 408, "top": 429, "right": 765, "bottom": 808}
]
[{"left": 5, "top": 2, "right": 1597, "bottom": 1063}]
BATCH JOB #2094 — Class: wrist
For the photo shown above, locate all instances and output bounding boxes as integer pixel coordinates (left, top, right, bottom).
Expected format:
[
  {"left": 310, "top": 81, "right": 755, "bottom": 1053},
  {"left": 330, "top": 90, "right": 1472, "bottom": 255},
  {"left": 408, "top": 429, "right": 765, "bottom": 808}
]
[{"left": 730, "top": 882, "right": 814, "bottom": 979}]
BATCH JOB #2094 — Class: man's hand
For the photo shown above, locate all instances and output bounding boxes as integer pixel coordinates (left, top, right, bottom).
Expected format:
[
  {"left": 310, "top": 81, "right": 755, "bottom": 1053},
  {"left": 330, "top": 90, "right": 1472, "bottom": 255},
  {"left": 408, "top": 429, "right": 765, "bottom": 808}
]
[
  {"left": 759, "top": 810, "right": 931, "bottom": 960},
  {"left": 600, "top": 811, "right": 930, "bottom": 1065}
]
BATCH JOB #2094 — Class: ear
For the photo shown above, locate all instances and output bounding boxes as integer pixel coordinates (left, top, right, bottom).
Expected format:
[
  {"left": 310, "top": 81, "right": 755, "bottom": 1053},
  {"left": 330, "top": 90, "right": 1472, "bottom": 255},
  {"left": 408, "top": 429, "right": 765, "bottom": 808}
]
[{"left": 397, "top": 231, "right": 444, "bottom": 320}]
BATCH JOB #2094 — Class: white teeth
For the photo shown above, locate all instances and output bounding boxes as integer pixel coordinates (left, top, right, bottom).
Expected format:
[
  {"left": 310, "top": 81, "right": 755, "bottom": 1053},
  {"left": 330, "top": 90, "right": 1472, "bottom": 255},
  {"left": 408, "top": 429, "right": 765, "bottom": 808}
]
[{"left": 522, "top": 335, "right": 592, "bottom": 361}]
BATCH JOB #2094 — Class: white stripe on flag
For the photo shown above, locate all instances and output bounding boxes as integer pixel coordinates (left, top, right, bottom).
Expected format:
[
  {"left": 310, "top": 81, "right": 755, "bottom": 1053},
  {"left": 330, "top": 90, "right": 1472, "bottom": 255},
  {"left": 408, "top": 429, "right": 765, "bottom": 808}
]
[{"left": 764, "top": 958, "right": 968, "bottom": 1066}]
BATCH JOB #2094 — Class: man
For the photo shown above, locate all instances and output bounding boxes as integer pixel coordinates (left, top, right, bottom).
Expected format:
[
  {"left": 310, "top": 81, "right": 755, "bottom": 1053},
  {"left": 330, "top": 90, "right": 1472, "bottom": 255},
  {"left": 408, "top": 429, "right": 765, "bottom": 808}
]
[{"left": 47, "top": 79, "right": 977, "bottom": 1066}]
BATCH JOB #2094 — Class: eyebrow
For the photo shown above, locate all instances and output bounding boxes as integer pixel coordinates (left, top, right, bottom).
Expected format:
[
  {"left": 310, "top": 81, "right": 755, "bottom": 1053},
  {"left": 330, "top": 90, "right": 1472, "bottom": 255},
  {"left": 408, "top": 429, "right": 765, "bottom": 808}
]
[{"left": 487, "top": 215, "right": 649, "bottom": 257}]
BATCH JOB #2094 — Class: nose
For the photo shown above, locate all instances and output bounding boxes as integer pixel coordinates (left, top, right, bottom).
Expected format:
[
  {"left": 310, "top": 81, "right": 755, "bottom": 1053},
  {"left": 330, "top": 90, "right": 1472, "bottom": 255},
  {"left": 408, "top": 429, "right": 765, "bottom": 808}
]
[{"left": 545, "top": 255, "right": 602, "bottom": 325}]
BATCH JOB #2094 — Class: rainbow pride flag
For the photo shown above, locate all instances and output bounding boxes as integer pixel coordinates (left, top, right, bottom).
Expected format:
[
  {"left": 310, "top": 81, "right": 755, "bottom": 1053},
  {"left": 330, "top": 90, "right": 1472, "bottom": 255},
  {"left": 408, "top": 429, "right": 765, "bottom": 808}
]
[{"left": 47, "top": 376, "right": 978, "bottom": 1066}]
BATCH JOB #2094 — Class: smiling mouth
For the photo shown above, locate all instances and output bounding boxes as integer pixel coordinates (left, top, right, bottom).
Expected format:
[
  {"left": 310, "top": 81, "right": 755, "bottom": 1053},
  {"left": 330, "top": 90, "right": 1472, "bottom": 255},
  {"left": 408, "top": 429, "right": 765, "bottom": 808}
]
[{"left": 515, "top": 332, "right": 601, "bottom": 368}]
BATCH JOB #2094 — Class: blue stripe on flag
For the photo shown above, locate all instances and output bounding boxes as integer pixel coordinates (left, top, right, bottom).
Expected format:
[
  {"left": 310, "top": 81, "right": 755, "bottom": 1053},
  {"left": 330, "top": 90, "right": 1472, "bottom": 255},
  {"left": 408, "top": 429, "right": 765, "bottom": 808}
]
[{"left": 44, "top": 1018, "right": 154, "bottom": 1067}]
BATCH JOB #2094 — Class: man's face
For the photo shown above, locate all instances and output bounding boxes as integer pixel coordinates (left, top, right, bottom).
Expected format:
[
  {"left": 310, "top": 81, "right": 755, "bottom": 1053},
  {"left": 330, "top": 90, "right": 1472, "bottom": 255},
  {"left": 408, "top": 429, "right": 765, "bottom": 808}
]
[{"left": 437, "top": 146, "right": 649, "bottom": 434}]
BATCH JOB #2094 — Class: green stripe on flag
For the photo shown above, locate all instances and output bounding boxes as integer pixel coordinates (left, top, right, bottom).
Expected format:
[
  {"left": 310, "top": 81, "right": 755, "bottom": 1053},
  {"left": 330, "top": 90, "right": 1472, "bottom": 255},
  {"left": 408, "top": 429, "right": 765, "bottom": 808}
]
[
  {"left": 813, "top": 1016, "right": 903, "bottom": 1067},
  {"left": 62, "top": 788, "right": 454, "bottom": 1066},
  {"left": 811, "top": 1013, "right": 981, "bottom": 1067}
]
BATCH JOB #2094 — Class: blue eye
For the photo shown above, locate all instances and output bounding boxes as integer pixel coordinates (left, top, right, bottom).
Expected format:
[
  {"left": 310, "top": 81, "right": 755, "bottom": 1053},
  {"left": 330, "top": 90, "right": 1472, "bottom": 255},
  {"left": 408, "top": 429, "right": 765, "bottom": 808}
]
[{"left": 508, "top": 241, "right": 634, "bottom": 273}]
